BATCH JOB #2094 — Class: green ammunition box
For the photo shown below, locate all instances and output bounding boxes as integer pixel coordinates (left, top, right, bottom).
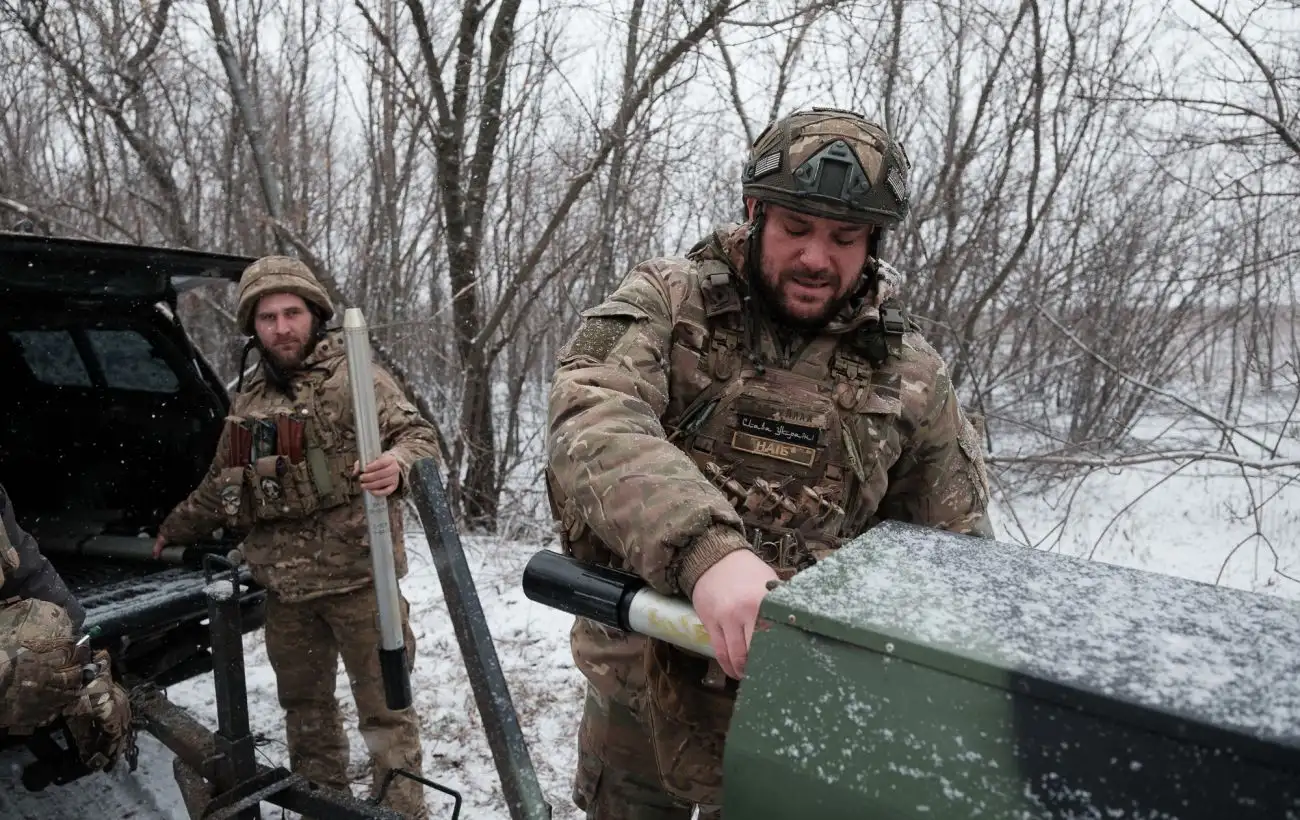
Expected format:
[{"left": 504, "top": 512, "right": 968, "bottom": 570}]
[{"left": 724, "top": 521, "right": 1300, "bottom": 819}]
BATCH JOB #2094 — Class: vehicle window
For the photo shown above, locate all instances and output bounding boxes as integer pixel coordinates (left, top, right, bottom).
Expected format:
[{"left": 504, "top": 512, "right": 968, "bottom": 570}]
[
  {"left": 8, "top": 330, "right": 92, "bottom": 387},
  {"left": 86, "top": 329, "right": 179, "bottom": 393},
  {"left": 6, "top": 328, "right": 180, "bottom": 393}
]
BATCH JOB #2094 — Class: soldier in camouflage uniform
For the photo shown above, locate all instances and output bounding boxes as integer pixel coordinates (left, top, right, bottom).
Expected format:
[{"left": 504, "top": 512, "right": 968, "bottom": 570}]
[
  {"left": 546, "top": 108, "right": 993, "bottom": 818},
  {"left": 1, "top": 482, "right": 133, "bottom": 773},
  {"left": 154, "top": 257, "right": 440, "bottom": 819}
]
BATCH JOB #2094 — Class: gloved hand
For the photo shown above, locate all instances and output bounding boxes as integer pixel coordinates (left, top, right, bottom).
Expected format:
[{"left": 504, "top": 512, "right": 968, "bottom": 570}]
[
  {"left": 0, "top": 634, "right": 90, "bottom": 731},
  {"left": 63, "top": 649, "right": 133, "bottom": 771}
]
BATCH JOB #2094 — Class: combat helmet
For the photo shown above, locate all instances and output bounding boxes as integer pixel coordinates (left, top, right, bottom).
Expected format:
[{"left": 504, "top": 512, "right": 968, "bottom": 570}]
[
  {"left": 234, "top": 255, "right": 335, "bottom": 336},
  {"left": 741, "top": 107, "right": 911, "bottom": 229},
  {"left": 743, "top": 107, "right": 915, "bottom": 227}
]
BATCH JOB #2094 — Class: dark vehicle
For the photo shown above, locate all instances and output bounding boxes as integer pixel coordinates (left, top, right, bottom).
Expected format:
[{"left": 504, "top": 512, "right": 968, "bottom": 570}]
[{"left": 0, "top": 230, "right": 264, "bottom": 695}]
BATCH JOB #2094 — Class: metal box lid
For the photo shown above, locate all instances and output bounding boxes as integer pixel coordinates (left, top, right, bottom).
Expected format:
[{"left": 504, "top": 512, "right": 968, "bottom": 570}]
[{"left": 759, "top": 520, "right": 1300, "bottom": 763}]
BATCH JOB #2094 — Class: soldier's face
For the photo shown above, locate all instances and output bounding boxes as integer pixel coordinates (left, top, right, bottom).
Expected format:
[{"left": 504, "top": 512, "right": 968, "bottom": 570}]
[
  {"left": 752, "top": 202, "right": 871, "bottom": 329},
  {"left": 254, "top": 293, "right": 314, "bottom": 368}
]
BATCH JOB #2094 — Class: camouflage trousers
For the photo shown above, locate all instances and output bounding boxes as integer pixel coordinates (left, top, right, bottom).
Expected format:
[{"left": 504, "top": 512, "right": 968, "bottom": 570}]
[
  {"left": 574, "top": 685, "right": 722, "bottom": 820},
  {"left": 264, "top": 585, "right": 426, "bottom": 819}
]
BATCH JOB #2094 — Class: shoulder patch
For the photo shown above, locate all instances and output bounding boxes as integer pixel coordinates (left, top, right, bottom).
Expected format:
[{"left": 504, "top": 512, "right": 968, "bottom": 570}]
[{"left": 565, "top": 317, "right": 635, "bottom": 362}]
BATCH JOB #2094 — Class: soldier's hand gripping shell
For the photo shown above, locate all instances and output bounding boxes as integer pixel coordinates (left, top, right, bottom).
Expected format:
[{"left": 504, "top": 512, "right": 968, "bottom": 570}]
[
  {"left": 354, "top": 451, "right": 402, "bottom": 497},
  {"left": 689, "top": 549, "right": 780, "bottom": 679}
]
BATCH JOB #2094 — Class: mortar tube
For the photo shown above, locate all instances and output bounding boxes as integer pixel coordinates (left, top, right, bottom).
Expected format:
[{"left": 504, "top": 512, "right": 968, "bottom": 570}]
[{"left": 343, "top": 307, "right": 412, "bottom": 712}]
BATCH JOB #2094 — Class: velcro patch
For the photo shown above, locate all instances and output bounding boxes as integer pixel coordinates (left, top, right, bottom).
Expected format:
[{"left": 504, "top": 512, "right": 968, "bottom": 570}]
[
  {"left": 731, "top": 431, "right": 817, "bottom": 467},
  {"left": 566, "top": 317, "right": 634, "bottom": 362},
  {"left": 887, "top": 166, "right": 909, "bottom": 203}
]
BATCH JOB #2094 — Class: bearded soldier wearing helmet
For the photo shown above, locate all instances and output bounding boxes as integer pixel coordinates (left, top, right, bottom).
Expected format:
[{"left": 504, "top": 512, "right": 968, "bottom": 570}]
[
  {"left": 154, "top": 257, "right": 440, "bottom": 819},
  {"left": 546, "top": 109, "right": 993, "bottom": 818}
]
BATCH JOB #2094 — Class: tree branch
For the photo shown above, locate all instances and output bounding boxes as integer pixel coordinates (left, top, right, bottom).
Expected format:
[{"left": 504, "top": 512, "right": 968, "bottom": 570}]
[
  {"left": 0, "top": 195, "right": 105, "bottom": 239},
  {"left": 471, "top": 0, "right": 742, "bottom": 350},
  {"left": 1037, "top": 306, "right": 1278, "bottom": 454},
  {"left": 1186, "top": 0, "right": 1300, "bottom": 160}
]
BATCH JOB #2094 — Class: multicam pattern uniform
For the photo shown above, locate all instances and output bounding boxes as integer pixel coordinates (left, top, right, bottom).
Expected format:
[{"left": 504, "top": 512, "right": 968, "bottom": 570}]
[
  {"left": 1, "top": 486, "right": 131, "bottom": 769},
  {"left": 159, "top": 329, "right": 440, "bottom": 819},
  {"left": 547, "top": 224, "right": 992, "bottom": 814}
]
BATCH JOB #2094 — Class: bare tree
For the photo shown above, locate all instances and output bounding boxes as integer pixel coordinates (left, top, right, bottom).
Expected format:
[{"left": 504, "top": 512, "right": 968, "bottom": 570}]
[
  {"left": 348, "top": 0, "right": 752, "bottom": 528},
  {"left": 3, "top": 0, "right": 1297, "bottom": 579}
]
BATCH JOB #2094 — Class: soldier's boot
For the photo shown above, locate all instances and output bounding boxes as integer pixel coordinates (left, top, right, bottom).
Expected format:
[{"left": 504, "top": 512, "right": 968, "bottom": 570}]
[{"left": 359, "top": 717, "right": 427, "bottom": 820}]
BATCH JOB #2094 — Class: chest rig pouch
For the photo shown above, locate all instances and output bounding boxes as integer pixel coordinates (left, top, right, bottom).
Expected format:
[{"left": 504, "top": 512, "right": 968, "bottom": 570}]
[
  {"left": 669, "top": 269, "right": 879, "bottom": 579},
  {"left": 646, "top": 267, "right": 894, "bottom": 807},
  {"left": 221, "top": 379, "right": 361, "bottom": 525}
]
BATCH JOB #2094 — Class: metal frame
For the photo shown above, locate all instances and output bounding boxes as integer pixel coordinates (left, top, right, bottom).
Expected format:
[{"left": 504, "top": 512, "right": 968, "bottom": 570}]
[{"left": 129, "top": 555, "right": 463, "bottom": 820}]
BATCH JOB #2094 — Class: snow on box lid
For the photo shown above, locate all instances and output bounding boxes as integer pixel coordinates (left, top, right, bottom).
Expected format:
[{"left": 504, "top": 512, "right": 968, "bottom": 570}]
[{"left": 761, "top": 520, "right": 1300, "bottom": 761}]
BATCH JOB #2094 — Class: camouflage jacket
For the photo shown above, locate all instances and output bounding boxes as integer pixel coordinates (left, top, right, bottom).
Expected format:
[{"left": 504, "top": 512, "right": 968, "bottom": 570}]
[
  {"left": 0, "top": 591, "right": 131, "bottom": 769},
  {"left": 547, "top": 224, "right": 992, "bottom": 707},
  {"left": 159, "top": 330, "right": 441, "bottom": 602},
  {"left": 0, "top": 483, "right": 84, "bottom": 630},
  {"left": 0, "top": 594, "right": 79, "bottom": 731}
]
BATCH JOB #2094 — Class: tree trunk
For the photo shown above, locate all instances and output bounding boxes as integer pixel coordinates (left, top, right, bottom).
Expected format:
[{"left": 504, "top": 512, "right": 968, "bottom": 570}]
[{"left": 459, "top": 358, "right": 499, "bottom": 528}]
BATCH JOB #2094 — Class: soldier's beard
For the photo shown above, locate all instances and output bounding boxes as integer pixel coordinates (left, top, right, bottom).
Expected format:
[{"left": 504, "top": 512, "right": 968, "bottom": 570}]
[
  {"left": 257, "top": 323, "right": 322, "bottom": 395},
  {"left": 260, "top": 325, "right": 320, "bottom": 372},
  {"left": 752, "top": 266, "right": 856, "bottom": 331},
  {"left": 264, "top": 339, "right": 307, "bottom": 370}
]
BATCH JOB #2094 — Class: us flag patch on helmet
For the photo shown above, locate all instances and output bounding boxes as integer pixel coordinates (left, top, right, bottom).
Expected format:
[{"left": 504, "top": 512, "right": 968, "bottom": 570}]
[
  {"left": 887, "top": 167, "right": 909, "bottom": 203},
  {"left": 752, "top": 150, "right": 781, "bottom": 179}
]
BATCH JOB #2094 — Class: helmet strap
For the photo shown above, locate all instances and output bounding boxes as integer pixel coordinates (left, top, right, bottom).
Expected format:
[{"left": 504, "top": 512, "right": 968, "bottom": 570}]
[
  {"left": 743, "top": 201, "right": 767, "bottom": 290},
  {"left": 859, "top": 228, "right": 882, "bottom": 297},
  {"left": 307, "top": 305, "right": 330, "bottom": 343},
  {"left": 235, "top": 338, "right": 256, "bottom": 394}
]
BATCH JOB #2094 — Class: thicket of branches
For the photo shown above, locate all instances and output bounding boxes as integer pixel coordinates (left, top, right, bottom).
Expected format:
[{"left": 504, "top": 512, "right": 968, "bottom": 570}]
[{"left": 2, "top": 0, "right": 1296, "bottom": 541}]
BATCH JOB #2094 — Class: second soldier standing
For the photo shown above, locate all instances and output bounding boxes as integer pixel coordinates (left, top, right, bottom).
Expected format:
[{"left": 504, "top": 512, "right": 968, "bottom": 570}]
[{"left": 155, "top": 256, "right": 440, "bottom": 819}]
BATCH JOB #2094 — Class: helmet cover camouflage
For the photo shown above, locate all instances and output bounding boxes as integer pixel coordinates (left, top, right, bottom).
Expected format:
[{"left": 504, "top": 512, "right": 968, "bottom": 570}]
[
  {"left": 741, "top": 108, "right": 912, "bottom": 227},
  {"left": 235, "top": 256, "right": 335, "bottom": 335}
]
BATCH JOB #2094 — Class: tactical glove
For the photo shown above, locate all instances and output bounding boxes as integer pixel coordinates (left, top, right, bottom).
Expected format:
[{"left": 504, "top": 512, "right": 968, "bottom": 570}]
[
  {"left": 63, "top": 649, "right": 133, "bottom": 771},
  {"left": 0, "top": 533, "right": 18, "bottom": 585},
  {"left": 0, "top": 637, "right": 89, "bottom": 731}
]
